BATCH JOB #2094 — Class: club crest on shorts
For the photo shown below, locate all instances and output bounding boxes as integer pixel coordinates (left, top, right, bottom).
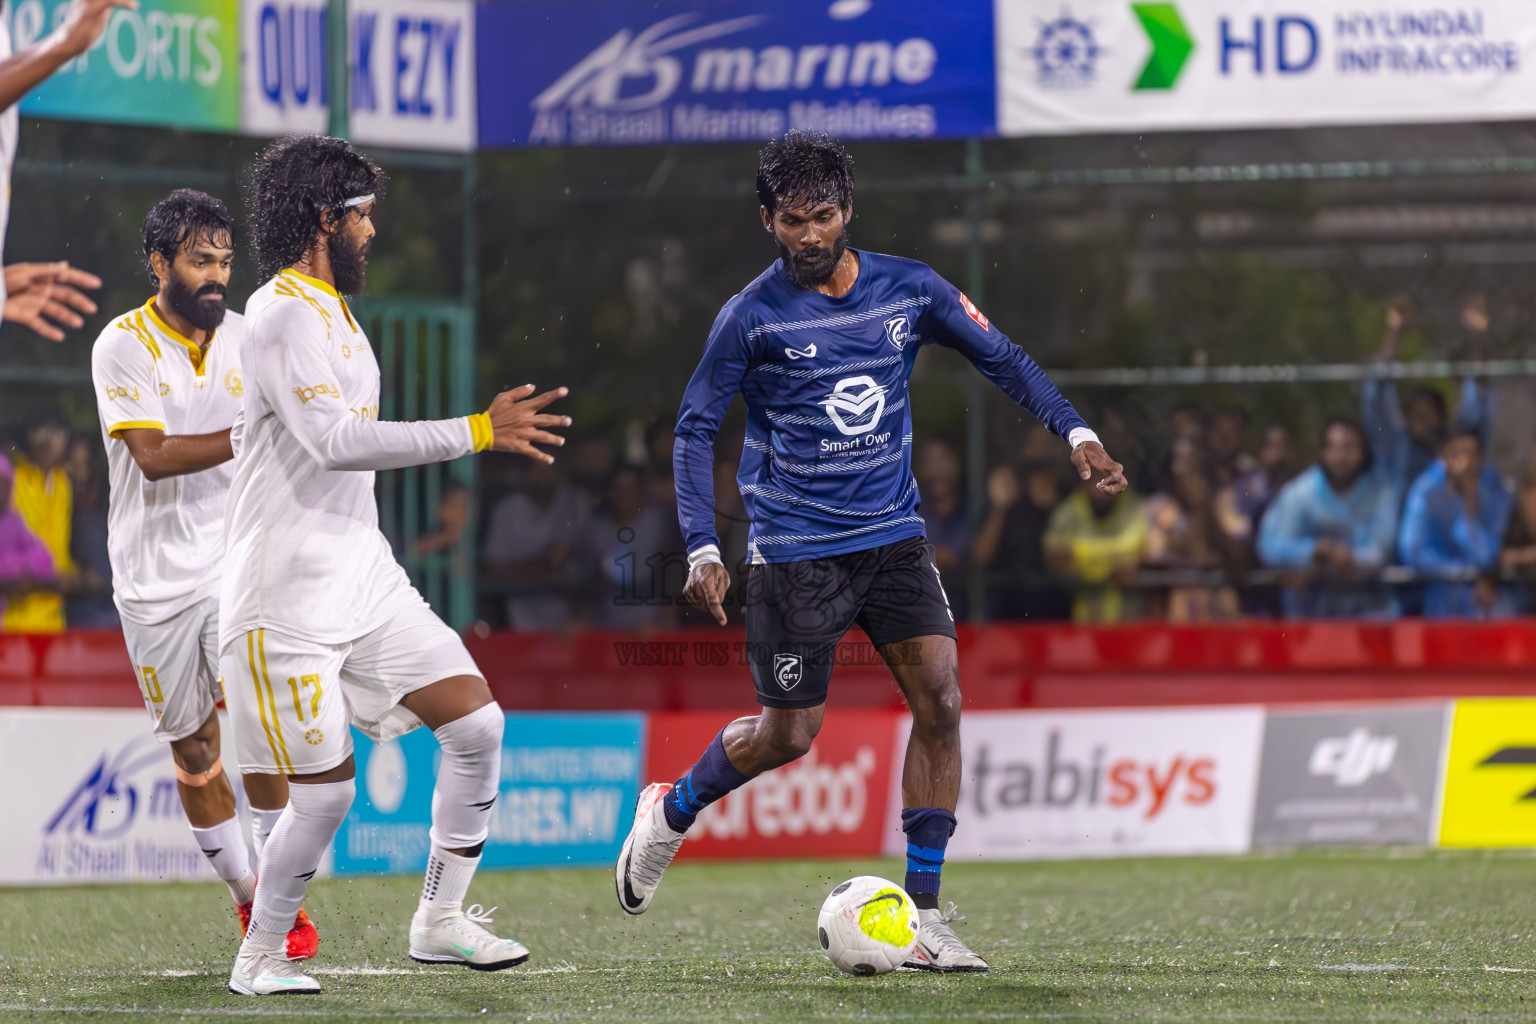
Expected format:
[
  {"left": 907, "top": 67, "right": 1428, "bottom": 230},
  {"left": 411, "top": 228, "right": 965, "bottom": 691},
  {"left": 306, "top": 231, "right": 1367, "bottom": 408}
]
[
  {"left": 884, "top": 314, "right": 911, "bottom": 351},
  {"left": 774, "top": 653, "right": 803, "bottom": 691}
]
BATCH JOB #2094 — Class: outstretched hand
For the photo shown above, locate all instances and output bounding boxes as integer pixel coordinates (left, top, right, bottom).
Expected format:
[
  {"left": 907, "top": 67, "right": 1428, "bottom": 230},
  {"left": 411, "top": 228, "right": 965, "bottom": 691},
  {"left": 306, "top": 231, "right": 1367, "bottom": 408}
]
[
  {"left": 57, "top": 0, "right": 137, "bottom": 58},
  {"left": 1071, "top": 440, "right": 1127, "bottom": 495},
  {"left": 4, "top": 262, "right": 101, "bottom": 341},
  {"left": 683, "top": 561, "right": 731, "bottom": 626},
  {"left": 486, "top": 385, "right": 571, "bottom": 464}
]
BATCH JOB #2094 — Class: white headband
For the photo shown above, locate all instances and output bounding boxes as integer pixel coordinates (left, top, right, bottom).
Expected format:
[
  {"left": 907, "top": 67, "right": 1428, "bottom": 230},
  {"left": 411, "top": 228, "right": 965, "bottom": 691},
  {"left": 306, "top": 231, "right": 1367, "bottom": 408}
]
[{"left": 342, "top": 194, "right": 375, "bottom": 208}]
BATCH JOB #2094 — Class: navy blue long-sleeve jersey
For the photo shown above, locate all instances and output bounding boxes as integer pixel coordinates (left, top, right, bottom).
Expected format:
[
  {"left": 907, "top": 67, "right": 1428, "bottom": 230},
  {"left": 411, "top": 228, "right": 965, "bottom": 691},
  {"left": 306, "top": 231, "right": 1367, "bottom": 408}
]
[{"left": 675, "top": 249, "right": 1090, "bottom": 565}]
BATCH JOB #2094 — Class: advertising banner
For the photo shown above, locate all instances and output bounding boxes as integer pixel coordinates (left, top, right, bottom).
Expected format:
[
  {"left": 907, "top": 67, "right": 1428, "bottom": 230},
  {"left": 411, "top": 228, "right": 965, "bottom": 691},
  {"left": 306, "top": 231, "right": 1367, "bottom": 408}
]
[
  {"left": 997, "top": 0, "right": 1536, "bottom": 136},
  {"left": 332, "top": 712, "right": 644, "bottom": 875},
  {"left": 883, "top": 706, "right": 1264, "bottom": 859},
  {"left": 646, "top": 710, "right": 898, "bottom": 860},
  {"left": 476, "top": 0, "right": 996, "bottom": 149},
  {"left": 238, "top": 0, "right": 328, "bottom": 135},
  {"left": 0, "top": 708, "right": 245, "bottom": 886},
  {"left": 239, "top": 0, "right": 475, "bottom": 150},
  {"left": 1251, "top": 704, "right": 1447, "bottom": 848},
  {"left": 348, "top": 0, "right": 475, "bottom": 150},
  {"left": 1438, "top": 698, "right": 1536, "bottom": 847},
  {"left": 11, "top": 0, "right": 241, "bottom": 131}
]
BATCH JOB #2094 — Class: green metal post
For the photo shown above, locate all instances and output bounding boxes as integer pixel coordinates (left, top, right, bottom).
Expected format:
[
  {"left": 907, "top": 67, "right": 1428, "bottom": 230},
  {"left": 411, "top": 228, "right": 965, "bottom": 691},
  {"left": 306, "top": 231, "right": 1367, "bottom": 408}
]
[
  {"left": 327, "top": 0, "right": 349, "bottom": 138},
  {"left": 964, "top": 138, "right": 988, "bottom": 622},
  {"left": 452, "top": 155, "right": 479, "bottom": 630}
]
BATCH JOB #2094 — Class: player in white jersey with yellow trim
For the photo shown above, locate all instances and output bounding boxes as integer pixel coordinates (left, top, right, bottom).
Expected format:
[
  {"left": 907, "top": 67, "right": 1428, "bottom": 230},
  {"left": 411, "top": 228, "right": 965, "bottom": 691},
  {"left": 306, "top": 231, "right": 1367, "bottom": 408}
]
[
  {"left": 222, "top": 135, "right": 569, "bottom": 997},
  {"left": 90, "top": 191, "right": 317, "bottom": 961}
]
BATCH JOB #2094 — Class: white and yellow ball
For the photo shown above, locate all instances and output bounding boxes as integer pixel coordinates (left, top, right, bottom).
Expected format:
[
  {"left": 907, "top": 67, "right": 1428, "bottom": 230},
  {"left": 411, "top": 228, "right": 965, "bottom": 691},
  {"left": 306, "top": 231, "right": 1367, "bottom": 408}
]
[{"left": 817, "top": 875, "right": 920, "bottom": 975}]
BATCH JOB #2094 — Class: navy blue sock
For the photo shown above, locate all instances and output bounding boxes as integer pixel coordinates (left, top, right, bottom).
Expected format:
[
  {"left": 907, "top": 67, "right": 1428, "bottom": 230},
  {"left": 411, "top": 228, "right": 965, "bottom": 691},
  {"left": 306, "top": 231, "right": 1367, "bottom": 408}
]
[
  {"left": 662, "top": 731, "right": 750, "bottom": 833},
  {"left": 902, "top": 807, "right": 957, "bottom": 910}
]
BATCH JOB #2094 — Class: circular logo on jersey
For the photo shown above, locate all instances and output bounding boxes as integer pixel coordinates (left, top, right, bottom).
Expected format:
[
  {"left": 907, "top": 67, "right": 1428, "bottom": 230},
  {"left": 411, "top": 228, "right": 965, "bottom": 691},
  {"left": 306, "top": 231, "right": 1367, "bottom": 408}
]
[
  {"left": 225, "top": 368, "right": 244, "bottom": 397},
  {"left": 304, "top": 728, "right": 325, "bottom": 746},
  {"left": 823, "top": 375, "right": 887, "bottom": 435},
  {"left": 342, "top": 344, "right": 353, "bottom": 359}
]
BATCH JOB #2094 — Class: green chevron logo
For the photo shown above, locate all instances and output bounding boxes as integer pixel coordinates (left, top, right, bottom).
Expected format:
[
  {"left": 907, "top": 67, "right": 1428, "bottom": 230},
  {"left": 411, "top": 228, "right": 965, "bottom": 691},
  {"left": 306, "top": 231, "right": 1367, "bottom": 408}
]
[{"left": 1131, "top": 3, "right": 1194, "bottom": 90}]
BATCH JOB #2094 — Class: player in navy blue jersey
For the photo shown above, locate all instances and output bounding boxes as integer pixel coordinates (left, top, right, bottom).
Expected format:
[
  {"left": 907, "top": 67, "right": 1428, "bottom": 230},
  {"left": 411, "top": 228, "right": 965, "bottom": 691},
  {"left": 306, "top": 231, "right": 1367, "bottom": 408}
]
[{"left": 615, "top": 130, "right": 1126, "bottom": 970}]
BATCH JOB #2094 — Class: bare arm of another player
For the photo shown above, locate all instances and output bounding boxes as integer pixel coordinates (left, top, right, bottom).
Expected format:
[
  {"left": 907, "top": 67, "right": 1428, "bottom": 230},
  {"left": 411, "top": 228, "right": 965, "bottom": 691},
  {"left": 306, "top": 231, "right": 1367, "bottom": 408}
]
[
  {"left": 0, "top": 0, "right": 136, "bottom": 109},
  {"left": 4, "top": 263, "right": 102, "bottom": 341},
  {"left": 118, "top": 428, "right": 233, "bottom": 482},
  {"left": 0, "top": 0, "right": 132, "bottom": 341}
]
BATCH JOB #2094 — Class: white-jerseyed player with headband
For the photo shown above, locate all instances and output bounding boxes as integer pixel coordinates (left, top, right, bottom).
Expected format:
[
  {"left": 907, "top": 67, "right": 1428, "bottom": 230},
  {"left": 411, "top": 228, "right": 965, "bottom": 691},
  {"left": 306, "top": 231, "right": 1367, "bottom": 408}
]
[
  {"left": 90, "top": 190, "right": 316, "bottom": 960},
  {"left": 222, "top": 135, "right": 570, "bottom": 996}
]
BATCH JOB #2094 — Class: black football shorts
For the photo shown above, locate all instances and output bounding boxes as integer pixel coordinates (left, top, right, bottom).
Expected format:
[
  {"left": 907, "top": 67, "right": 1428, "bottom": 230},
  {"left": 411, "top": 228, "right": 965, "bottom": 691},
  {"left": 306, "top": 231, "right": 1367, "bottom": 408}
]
[{"left": 742, "top": 535, "right": 958, "bottom": 709}]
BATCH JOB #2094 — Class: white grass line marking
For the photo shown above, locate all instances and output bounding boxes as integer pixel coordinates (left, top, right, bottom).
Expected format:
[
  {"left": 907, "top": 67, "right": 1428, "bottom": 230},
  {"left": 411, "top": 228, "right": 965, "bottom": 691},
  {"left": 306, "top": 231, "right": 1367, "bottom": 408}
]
[
  {"left": 147, "top": 963, "right": 609, "bottom": 979},
  {"left": 1486, "top": 965, "right": 1535, "bottom": 973},
  {"left": 1315, "top": 963, "right": 1421, "bottom": 972},
  {"left": 0, "top": 1007, "right": 367, "bottom": 1019}
]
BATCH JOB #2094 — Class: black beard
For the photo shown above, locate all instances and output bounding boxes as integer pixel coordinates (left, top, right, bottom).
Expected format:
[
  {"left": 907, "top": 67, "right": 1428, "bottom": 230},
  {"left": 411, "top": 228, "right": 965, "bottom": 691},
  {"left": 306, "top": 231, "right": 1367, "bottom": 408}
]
[
  {"left": 777, "top": 226, "right": 848, "bottom": 289},
  {"left": 164, "top": 275, "right": 226, "bottom": 332},
  {"left": 329, "top": 228, "right": 370, "bottom": 295}
]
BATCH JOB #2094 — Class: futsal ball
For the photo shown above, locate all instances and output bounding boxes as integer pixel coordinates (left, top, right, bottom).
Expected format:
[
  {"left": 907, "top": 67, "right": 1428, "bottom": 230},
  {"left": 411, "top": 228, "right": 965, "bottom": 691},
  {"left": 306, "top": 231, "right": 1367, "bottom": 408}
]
[{"left": 817, "top": 875, "right": 920, "bottom": 975}]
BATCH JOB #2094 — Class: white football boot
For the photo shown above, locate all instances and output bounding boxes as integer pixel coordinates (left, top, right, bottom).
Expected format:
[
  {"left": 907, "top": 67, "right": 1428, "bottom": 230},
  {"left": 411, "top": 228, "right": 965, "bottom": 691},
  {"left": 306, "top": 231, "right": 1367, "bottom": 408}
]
[
  {"left": 614, "top": 782, "right": 687, "bottom": 916},
  {"left": 902, "top": 903, "right": 989, "bottom": 973},
  {"left": 228, "top": 949, "right": 321, "bottom": 995},
  {"left": 409, "top": 904, "right": 530, "bottom": 971}
]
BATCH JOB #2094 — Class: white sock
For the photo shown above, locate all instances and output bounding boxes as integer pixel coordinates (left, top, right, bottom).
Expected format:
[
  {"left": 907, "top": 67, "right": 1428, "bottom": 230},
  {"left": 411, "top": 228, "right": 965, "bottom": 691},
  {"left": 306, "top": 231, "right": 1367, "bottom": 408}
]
[
  {"left": 190, "top": 817, "right": 256, "bottom": 905},
  {"left": 249, "top": 806, "right": 285, "bottom": 868},
  {"left": 418, "top": 844, "right": 480, "bottom": 917},
  {"left": 428, "top": 702, "right": 503, "bottom": 851},
  {"left": 241, "top": 779, "right": 354, "bottom": 954}
]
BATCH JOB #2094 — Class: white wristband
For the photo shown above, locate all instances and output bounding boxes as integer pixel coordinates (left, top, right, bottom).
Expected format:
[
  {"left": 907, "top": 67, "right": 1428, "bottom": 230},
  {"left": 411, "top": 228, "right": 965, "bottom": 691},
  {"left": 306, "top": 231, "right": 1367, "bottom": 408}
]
[
  {"left": 688, "top": 544, "right": 723, "bottom": 571},
  {"left": 1067, "top": 427, "right": 1101, "bottom": 451}
]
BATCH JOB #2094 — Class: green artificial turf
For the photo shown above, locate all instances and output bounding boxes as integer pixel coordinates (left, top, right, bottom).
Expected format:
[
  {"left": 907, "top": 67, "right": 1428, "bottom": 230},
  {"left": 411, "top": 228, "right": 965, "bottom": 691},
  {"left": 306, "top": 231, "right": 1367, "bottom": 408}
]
[{"left": 3, "top": 850, "right": 1536, "bottom": 1022}]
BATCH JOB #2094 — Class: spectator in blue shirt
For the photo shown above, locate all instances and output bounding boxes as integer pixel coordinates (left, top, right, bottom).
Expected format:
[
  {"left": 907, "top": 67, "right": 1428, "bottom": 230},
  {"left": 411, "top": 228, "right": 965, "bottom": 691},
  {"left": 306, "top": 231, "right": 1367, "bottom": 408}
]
[
  {"left": 1257, "top": 418, "right": 1400, "bottom": 618},
  {"left": 1398, "top": 430, "right": 1513, "bottom": 618},
  {"left": 1362, "top": 298, "right": 1493, "bottom": 500}
]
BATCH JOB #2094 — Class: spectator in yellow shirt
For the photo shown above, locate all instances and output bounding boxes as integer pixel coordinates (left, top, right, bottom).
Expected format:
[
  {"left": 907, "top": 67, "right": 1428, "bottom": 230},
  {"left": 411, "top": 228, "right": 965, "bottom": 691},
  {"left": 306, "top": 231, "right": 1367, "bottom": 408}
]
[
  {"left": 1043, "top": 478, "right": 1149, "bottom": 623},
  {"left": 3, "top": 407, "right": 74, "bottom": 632}
]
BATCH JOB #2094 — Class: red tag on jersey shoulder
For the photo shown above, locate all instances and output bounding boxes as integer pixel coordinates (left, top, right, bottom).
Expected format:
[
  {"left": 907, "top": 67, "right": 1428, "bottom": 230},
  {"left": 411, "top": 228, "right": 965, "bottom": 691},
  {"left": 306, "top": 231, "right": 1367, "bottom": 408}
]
[{"left": 958, "top": 292, "right": 990, "bottom": 331}]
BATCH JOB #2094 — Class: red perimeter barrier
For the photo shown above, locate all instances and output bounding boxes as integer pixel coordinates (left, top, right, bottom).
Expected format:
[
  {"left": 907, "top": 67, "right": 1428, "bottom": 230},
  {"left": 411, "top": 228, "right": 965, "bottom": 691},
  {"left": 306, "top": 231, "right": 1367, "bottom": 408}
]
[{"left": 7, "top": 621, "right": 1536, "bottom": 710}]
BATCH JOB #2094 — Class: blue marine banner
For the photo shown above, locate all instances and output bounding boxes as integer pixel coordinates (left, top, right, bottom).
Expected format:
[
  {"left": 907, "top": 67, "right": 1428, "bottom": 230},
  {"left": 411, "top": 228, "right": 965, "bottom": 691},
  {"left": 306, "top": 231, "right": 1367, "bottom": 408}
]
[
  {"left": 476, "top": 0, "right": 996, "bottom": 148},
  {"left": 333, "top": 712, "right": 645, "bottom": 876}
]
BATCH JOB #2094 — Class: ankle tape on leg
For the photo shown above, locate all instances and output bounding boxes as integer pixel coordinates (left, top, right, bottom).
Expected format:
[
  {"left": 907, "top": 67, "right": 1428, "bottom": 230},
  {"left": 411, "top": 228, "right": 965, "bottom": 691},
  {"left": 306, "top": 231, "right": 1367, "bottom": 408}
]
[{"left": 175, "top": 758, "right": 224, "bottom": 787}]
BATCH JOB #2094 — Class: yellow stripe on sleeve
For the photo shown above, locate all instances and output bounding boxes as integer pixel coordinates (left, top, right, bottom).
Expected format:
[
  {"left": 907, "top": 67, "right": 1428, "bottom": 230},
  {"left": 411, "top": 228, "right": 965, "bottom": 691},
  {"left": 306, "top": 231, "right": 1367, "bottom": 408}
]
[
  {"left": 107, "top": 420, "right": 166, "bottom": 440},
  {"left": 468, "top": 412, "right": 493, "bottom": 452}
]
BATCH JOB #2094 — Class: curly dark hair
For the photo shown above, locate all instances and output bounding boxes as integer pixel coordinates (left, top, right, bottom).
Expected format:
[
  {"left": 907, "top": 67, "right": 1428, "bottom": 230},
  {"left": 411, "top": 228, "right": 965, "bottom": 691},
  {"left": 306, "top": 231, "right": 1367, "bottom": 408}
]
[
  {"left": 755, "top": 129, "right": 854, "bottom": 216},
  {"left": 142, "top": 190, "right": 234, "bottom": 288},
  {"left": 245, "top": 134, "right": 386, "bottom": 280}
]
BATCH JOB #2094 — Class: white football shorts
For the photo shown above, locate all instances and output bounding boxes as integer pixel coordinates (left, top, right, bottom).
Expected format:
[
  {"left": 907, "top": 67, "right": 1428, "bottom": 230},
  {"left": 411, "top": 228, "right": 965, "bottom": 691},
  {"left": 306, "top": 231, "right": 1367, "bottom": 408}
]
[
  {"left": 221, "top": 597, "right": 484, "bottom": 776},
  {"left": 121, "top": 595, "right": 223, "bottom": 743}
]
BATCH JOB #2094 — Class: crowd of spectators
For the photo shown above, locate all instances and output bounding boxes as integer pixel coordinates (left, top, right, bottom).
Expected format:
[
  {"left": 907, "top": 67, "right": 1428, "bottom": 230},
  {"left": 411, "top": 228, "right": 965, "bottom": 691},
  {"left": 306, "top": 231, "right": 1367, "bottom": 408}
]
[
  {"left": 11, "top": 295, "right": 1536, "bottom": 632},
  {"left": 0, "top": 407, "right": 116, "bottom": 633},
  {"left": 956, "top": 295, "right": 1534, "bottom": 624}
]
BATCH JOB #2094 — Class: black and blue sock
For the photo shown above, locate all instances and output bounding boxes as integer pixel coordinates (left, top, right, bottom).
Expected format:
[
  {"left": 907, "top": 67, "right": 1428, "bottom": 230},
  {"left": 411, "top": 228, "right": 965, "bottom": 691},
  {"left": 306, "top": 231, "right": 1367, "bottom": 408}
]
[
  {"left": 902, "top": 807, "right": 957, "bottom": 911},
  {"left": 661, "top": 731, "right": 750, "bottom": 834}
]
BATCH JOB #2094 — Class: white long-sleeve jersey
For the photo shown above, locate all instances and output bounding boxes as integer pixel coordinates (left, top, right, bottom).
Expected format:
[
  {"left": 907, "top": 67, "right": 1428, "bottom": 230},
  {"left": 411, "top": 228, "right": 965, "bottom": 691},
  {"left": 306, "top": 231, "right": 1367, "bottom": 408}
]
[{"left": 220, "top": 269, "right": 492, "bottom": 649}]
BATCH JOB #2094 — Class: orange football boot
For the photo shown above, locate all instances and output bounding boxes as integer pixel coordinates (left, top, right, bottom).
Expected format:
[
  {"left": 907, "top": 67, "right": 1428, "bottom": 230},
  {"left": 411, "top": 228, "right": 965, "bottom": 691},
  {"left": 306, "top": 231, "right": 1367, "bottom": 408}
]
[{"left": 235, "top": 900, "right": 320, "bottom": 961}]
